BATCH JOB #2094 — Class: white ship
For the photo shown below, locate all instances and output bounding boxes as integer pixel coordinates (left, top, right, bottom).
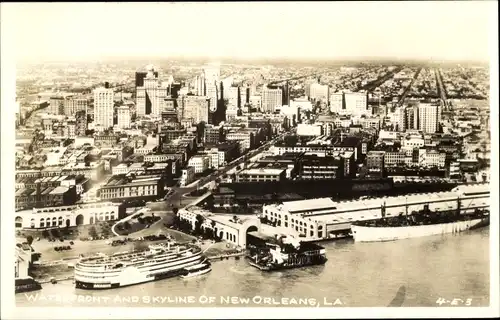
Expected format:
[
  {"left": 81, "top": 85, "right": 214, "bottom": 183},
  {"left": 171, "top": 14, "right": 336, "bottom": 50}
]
[
  {"left": 352, "top": 215, "right": 488, "bottom": 242},
  {"left": 74, "top": 242, "right": 205, "bottom": 289},
  {"left": 352, "top": 200, "right": 489, "bottom": 243},
  {"left": 181, "top": 259, "right": 212, "bottom": 279}
]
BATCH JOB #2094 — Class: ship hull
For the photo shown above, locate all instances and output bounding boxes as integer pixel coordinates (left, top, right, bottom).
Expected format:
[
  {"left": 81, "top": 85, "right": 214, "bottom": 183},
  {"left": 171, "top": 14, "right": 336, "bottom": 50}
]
[
  {"left": 75, "top": 267, "right": 189, "bottom": 290},
  {"left": 352, "top": 218, "right": 488, "bottom": 242}
]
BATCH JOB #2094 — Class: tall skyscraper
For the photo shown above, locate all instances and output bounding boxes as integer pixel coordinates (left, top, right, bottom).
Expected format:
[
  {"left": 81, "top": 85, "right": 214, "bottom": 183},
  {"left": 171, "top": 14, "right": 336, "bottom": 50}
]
[
  {"left": 195, "top": 74, "right": 206, "bottom": 96},
  {"left": 135, "top": 70, "right": 159, "bottom": 87},
  {"left": 240, "top": 86, "right": 249, "bottom": 105},
  {"left": 117, "top": 105, "right": 131, "bottom": 129},
  {"left": 404, "top": 104, "right": 419, "bottom": 131},
  {"left": 261, "top": 86, "right": 282, "bottom": 113},
  {"left": 226, "top": 86, "right": 240, "bottom": 110},
  {"left": 206, "top": 81, "right": 219, "bottom": 113},
  {"left": 309, "top": 83, "right": 330, "bottom": 102},
  {"left": 136, "top": 65, "right": 168, "bottom": 116},
  {"left": 93, "top": 87, "right": 114, "bottom": 131},
  {"left": 417, "top": 103, "right": 441, "bottom": 133},
  {"left": 203, "top": 64, "right": 220, "bottom": 85}
]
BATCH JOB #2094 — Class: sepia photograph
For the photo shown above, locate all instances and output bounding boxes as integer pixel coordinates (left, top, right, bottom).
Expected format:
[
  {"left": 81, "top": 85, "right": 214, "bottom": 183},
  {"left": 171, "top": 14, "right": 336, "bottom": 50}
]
[{"left": 1, "top": 1, "right": 498, "bottom": 319}]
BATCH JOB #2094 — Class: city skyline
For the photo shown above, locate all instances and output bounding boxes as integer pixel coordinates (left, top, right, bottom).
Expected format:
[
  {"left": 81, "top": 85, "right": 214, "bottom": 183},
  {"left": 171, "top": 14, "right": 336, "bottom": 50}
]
[{"left": 2, "top": 1, "right": 496, "bottom": 63}]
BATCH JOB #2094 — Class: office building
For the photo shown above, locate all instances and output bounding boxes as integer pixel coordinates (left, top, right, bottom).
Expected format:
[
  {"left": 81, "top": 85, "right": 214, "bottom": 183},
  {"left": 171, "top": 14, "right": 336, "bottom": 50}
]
[
  {"left": 64, "top": 97, "right": 88, "bottom": 116},
  {"left": 227, "top": 86, "right": 240, "bottom": 110},
  {"left": 206, "top": 82, "right": 219, "bottom": 113},
  {"left": 236, "top": 168, "right": 286, "bottom": 182},
  {"left": 93, "top": 87, "right": 114, "bottom": 131},
  {"left": 135, "top": 70, "right": 159, "bottom": 87},
  {"left": 249, "top": 95, "right": 262, "bottom": 111},
  {"left": 136, "top": 65, "right": 169, "bottom": 116},
  {"left": 344, "top": 92, "right": 369, "bottom": 116},
  {"left": 330, "top": 92, "right": 344, "bottom": 114},
  {"left": 116, "top": 105, "right": 131, "bottom": 129},
  {"left": 195, "top": 74, "right": 205, "bottom": 96},
  {"left": 366, "top": 151, "right": 385, "bottom": 173},
  {"left": 205, "top": 126, "right": 225, "bottom": 144},
  {"left": 203, "top": 64, "right": 220, "bottom": 85},
  {"left": 180, "top": 167, "right": 195, "bottom": 187},
  {"left": 261, "top": 86, "right": 282, "bottom": 113},
  {"left": 178, "top": 95, "right": 210, "bottom": 125},
  {"left": 99, "top": 175, "right": 165, "bottom": 201},
  {"left": 309, "top": 83, "right": 330, "bottom": 101},
  {"left": 187, "top": 155, "right": 211, "bottom": 174},
  {"left": 418, "top": 103, "right": 441, "bottom": 133},
  {"left": 49, "top": 96, "right": 65, "bottom": 115}
]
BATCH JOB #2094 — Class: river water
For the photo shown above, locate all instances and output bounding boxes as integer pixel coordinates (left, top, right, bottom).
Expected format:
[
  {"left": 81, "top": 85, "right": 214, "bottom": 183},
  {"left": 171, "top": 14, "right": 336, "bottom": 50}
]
[{"left": 16, "top": 228, "right": 490, "bottom": 308}]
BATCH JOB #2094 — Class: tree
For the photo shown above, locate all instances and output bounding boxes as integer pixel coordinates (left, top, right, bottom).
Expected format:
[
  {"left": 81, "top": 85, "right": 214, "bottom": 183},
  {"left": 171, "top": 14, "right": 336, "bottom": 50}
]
[
  {"left": 123, "top": 221, "right": 131, "bottom": 230},
  {"left": 41, "top": 230, "right": 49, "bottom": 239},
  {"left": 194, "top": 214, "right": 204, "bottom": 235},
  {"left": 26, "top": 235, "right": 34, "bottom": 245},
  {"left": 89, "top": 226, "right": 98, "bottom": 239},
  {"left": 51, "top": 228, "right": 61, "bottom": 238}
]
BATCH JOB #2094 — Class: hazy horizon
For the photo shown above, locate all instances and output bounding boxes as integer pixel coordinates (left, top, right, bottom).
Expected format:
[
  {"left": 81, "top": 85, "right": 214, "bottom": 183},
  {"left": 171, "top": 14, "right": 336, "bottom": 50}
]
[{"left": 2, "top": 1, "right": 496, "bottom": 64}]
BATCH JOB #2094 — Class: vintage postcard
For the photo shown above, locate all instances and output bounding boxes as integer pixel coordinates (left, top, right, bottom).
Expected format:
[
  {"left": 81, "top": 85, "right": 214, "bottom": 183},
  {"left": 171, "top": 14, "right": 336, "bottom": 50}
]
[{"left": 1, "top": 1, "right": 498, "bottom": 319}]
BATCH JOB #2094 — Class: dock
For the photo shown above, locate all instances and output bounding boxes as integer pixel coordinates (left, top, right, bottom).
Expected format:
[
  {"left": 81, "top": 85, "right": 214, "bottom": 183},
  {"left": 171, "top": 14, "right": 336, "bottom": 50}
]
[
  {"left": 207, "top": 252, "right": 246, "bottom": 261},
  {"left": 38, "top": 276, "right": 74, "bottom": 284}
]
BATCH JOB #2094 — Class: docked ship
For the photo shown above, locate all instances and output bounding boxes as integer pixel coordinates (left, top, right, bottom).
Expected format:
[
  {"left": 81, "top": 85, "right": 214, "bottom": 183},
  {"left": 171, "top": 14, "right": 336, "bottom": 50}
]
[
  {"left": 181, "top": 259, "right": 212, "bottom": 279},
  {"left": 351, "top": 198, "right": 490, "bottom": 243},
  {"left": 74, "top": 242, "right": 206, "bottom": 289},
  {"left": 247, "top": 236, "right": 327, "bottom": 271}
]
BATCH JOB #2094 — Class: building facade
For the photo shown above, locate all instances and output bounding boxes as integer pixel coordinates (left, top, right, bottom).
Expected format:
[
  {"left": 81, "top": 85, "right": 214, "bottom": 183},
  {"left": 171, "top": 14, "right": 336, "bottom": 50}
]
[
  {"left": 93, "top": 87, "right": 114, "bottom": 131},
  {"left": 116, "top": 105, "right": 131, "bottom": 129},
  {"left": 261, "top": 87, "right": 282, "bottom": 113},
  {"left": 14, "top": 201, "right": 123, "bottom": 229}
]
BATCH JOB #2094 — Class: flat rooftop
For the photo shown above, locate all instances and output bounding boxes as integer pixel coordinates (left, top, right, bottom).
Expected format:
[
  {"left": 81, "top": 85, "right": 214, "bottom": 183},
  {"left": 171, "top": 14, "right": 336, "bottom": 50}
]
[{"left": 239, "top": 168, "right": 285, "bottom": 175}]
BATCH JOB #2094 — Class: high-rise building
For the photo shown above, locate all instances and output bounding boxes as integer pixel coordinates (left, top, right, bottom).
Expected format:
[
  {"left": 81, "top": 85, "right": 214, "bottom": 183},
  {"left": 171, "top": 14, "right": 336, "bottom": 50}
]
[
  {"left": 75, "top": 110, "right": 87, "bottom": 136},
  {"left": 404, "top": 105, "right": 419, "bottom": 131},
  {"left": 136, "top": 65, "right": 168, "bottom": 116},
  {"left": 135, "top": 69, "right": 159, "bottom": 87},
  {"left": 418, "top": 103, "right": 441, "bottom": 133},
  {"left": 240, "top": 86, "right": 249, "bottom": 105},
  {"left": 203, "top": 64, "right": 220, "bottom": 85},
  {"left": 185, "top": 96, "right": 210, "bottom": 125},
  {"left": 64, "top": 97, "right": 88, "bottom": 116},
  {"left": 344, "top": 92, "right": 368, "bottom": 116},
  {"left": 330, "top": 92, "right": 344, "bottom": 113},
  {"left": 205, "top": 81, "right": 219, "bottom": 115},
  {"left": 93, "top": 87, "right": 114, "bottom": 131},
  {"left": 49, "top": 96, "right": 65, "bottom": 115},
  {"left": 117, "top": 106, "right": 131, "bottom": 129},
  {"left": 227, "top": 86, "right": 240, "bottom": 109},
  {"left": 249, "top": 95, "right": 262, "bottom": 111},
  {"left": 195, "top": 74, "right": 205, "bottom": 96},
  {"left": 309, "top": 83, "right": 330, "bottom": 101},
  {"left": 261, "top": 86, "right": 282, "bottom": 113}
]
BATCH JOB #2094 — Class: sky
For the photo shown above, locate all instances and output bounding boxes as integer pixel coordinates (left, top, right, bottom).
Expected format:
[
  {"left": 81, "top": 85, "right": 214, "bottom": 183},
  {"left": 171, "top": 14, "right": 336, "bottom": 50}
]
[{"left": 1, "top": 1, "right": 497, "bottom": 63}]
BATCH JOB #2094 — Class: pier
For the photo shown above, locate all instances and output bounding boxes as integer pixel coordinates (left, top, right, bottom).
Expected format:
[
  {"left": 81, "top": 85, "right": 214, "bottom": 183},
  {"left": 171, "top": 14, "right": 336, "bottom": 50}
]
[{"left": 207, "top": 252, "right": 246, "bottom": 261}]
